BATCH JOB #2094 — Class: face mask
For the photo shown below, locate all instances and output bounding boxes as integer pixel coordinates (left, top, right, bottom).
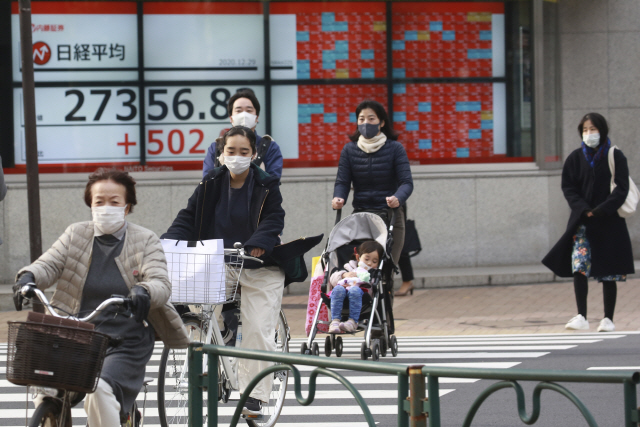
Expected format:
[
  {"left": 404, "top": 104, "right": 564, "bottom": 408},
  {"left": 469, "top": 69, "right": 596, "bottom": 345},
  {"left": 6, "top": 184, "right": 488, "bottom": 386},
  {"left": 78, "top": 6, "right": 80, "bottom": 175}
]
[
  {"left": 358, "top": 123, "right": 380, "bottom": 139},
  {"left": 92, "top": 205, "right": 127, "bottom": 235},
  {"left": 231, "top": 112, "right": 257, "bottom": 129},
  {"left": 225, "top": 155, "right": 252, "bottom": 175},
  {"left": 583, "top": 133, "right": 600, "bottom": 148}
]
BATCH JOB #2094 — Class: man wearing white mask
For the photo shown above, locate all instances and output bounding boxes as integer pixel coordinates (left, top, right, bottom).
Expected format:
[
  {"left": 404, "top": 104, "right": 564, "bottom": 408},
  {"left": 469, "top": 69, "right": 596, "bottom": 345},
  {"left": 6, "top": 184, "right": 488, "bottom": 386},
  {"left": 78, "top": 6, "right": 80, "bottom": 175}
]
[{"left": 203, "top": 89, "right": 284, "bottom": 180}]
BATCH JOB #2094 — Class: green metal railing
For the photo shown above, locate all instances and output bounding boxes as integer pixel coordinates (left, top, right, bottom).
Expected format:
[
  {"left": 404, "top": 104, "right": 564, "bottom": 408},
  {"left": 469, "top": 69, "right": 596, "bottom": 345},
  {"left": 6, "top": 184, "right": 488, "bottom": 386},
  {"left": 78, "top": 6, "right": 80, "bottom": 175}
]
[{"left": 187, "top": 343, "right": 640, "bottom": 427}]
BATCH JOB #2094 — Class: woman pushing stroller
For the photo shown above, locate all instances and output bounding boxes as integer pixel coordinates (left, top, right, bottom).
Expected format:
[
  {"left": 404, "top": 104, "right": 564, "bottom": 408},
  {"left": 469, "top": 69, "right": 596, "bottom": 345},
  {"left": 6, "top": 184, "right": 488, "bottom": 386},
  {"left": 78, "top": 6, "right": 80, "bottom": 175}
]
[{"left": 328, "top": 240, "right": 384, "bottom": 334}]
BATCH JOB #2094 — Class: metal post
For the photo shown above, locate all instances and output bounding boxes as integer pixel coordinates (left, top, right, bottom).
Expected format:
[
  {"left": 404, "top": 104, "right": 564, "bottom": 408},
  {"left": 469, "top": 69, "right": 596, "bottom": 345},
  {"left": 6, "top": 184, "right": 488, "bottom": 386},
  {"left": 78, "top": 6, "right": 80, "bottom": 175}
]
[
  {"left": 18, "top": 0, "right": 42, "bottom": 264},
  {"left": 398, "top": 373, "right": 409, "bottom": 427},
  {"left": 188, "top": 345, "right": 203, "bottom": 427},
  {"left": 408, "top": 365, "right": 427, "bottom": 427},
  {"left": 208, "top": 350, "right": 219, "bottom": 427},
  {"left": 623, "top": 379, "right": 638, "bottom": 427},
  {"left": 426, "top": 374, "right": 441, "bottom": 427}
]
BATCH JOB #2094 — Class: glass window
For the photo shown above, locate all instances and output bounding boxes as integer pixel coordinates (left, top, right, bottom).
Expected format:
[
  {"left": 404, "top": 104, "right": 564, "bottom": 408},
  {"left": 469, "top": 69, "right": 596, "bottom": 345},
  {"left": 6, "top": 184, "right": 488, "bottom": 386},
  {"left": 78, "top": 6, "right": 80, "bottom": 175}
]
[
  {"left": 504, "top": 0, "right": 534, "bottom": 158},
  {"left": 541, "top": 0, "right": 561, "bottom": 165}
]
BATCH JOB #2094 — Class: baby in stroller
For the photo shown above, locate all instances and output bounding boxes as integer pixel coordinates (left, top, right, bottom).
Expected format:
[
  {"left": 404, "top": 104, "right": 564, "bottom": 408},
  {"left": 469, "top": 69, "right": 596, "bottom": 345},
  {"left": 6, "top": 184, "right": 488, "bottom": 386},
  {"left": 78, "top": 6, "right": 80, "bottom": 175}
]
[
  {"left": 304, "top": 210, "right": 398, "bottom": 360},
  {"left": 328, "top": 240, "right": 384, "bottom": 333}
]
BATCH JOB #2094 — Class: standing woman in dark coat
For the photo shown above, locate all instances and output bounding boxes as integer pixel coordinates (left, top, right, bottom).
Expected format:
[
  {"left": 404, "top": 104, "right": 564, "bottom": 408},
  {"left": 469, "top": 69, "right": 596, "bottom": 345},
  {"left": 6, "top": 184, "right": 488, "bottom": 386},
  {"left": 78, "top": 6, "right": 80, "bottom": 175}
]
[
  {"left": 542, "top": 112, "right": 634, "bottom": 332},
  {"left": 332, "top": 100, "right": 413, "bottom": 264}
]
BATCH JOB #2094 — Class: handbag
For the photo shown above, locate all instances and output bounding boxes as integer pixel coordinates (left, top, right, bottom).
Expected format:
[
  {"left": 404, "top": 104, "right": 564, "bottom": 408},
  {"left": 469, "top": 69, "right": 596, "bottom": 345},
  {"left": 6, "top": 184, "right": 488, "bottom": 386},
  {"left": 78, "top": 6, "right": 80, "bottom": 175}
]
[
  {"left": 269, "top": 234, "right": 324, "bottom": 286},
  {"left": 608, "top": 145, "right": 640, "bottom": 218},
  {"left": 402, "top": 219, "right": 422, "bottom": 257}
]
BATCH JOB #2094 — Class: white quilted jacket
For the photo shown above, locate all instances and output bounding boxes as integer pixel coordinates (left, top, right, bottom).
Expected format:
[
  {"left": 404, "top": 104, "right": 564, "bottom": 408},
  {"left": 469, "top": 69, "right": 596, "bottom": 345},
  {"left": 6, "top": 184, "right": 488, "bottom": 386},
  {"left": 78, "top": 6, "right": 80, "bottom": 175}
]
[{"left": 18, "top": 221, "right": 190, "bottom": 348}]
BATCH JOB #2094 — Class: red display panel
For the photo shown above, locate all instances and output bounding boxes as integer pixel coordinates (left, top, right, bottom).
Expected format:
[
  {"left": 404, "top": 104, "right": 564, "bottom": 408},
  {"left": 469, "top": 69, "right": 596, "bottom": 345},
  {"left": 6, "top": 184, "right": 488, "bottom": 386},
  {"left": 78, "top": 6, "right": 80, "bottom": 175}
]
[
  {"left": 283, "top": 84, "right": 387, "bottom": 168},
  {"left": 271, "top": 2, "right": 387, "bottom": 80},
  {"left": 394, "top": 82, "right": 510, "bottom": 164},
  {"left": 391, "top": 2, "right": 504, "bottom": 78}
]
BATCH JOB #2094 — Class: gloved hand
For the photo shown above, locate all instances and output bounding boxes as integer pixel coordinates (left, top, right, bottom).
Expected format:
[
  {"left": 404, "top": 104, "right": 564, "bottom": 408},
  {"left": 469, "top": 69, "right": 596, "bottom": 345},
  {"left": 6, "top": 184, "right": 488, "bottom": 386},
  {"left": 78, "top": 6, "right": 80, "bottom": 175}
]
[
  {"left": 129, "top": 286, "right": 150, "bottom": 323},
  {"left": 13, "top": 272, "right": 36, "bottom": 311}
]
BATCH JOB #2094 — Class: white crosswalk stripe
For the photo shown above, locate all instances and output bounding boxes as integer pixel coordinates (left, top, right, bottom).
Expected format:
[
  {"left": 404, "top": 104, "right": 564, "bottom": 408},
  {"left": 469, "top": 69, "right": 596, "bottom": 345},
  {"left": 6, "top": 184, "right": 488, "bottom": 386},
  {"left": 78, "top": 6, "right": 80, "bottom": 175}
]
[{"left": 0, "top": 332, "right": 633, "bottom": 426}]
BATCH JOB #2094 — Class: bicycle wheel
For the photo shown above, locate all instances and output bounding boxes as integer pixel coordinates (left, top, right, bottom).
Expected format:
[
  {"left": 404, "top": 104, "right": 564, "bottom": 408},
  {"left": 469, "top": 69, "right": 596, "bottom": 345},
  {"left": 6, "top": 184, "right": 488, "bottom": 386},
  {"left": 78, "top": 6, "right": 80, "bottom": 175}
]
[
  {"left": 158, "top": 316, "right": 206, "bottom": 427},
  {"left": 246, "top": 309, "right": 289, "bottom": 427},
  {"left": 29, "top": 400, "right": 60, "bottom": 427}
]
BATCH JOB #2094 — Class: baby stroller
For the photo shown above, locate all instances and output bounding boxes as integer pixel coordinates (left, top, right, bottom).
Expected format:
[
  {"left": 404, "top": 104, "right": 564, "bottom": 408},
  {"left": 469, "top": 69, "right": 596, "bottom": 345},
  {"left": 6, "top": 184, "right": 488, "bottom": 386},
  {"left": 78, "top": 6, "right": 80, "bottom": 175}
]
[{"left": 302, "top": 209, "right": 399, "bottom": 361}]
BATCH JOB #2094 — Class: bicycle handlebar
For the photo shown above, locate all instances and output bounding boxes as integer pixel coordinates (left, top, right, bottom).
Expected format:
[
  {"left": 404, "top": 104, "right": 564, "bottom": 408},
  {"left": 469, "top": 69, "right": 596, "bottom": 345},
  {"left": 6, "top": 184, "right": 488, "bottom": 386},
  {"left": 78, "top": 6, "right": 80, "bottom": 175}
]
[
  {"left": 224, "top": 244, "right": 264, "bottom": 264},
  {"left": 20, "top": 284, "right": 133, "bottom": 324}
]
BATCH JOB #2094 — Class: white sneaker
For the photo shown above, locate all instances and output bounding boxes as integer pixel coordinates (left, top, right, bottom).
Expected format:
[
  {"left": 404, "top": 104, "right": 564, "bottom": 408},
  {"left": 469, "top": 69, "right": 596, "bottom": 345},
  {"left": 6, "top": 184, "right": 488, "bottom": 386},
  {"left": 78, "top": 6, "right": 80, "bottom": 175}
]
[
  {"left": 597, "top": 317, "right": 615, "bottom": 332},
  {"left": 565, "top": 314, "right": 589, "bottom": 330}
]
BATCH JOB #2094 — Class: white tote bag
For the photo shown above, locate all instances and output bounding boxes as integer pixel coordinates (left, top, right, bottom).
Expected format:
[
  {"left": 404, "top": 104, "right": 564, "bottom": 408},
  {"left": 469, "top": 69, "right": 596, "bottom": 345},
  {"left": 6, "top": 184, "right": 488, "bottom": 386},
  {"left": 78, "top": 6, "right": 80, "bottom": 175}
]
[
  {"left": 608, "top": 145, "right": 640, "bottom": 218},
  {"left": 161, "top": 239, "right": 227, "bottom": 304}
]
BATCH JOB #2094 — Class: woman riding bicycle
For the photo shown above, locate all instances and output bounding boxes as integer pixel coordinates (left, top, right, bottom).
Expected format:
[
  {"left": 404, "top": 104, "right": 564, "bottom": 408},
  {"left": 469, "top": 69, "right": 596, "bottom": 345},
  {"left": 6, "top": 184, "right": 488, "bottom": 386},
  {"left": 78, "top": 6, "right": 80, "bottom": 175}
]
[
  {"left": 162, "top": 125, "right": 285, "bottom": 417},
  {"left": 13, "top": 169, "right": 189, "bottom": 426}
]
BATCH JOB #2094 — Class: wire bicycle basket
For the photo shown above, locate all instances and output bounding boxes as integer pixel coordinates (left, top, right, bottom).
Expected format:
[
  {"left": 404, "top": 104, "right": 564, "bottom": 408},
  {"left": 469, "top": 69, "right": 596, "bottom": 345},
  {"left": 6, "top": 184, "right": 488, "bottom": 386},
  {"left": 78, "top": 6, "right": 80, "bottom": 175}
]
[{"left": 6, "top": 321, "right": 110, "bottom": 393}]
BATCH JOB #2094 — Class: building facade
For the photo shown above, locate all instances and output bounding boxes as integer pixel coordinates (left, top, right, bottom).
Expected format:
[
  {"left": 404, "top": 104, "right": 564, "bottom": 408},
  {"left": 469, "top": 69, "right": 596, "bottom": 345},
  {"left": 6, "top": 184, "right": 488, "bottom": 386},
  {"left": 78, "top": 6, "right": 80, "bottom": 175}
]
[{"left": 1, "top": 0, "right": 639, "bottom": 283}]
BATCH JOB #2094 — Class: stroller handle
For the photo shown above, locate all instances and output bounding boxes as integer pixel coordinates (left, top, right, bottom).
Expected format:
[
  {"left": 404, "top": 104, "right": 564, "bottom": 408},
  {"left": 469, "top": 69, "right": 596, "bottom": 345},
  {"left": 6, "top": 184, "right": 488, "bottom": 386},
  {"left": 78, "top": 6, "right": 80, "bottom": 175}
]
[{"left": 334, "top": 207, "right": 400, "bottom": 227}]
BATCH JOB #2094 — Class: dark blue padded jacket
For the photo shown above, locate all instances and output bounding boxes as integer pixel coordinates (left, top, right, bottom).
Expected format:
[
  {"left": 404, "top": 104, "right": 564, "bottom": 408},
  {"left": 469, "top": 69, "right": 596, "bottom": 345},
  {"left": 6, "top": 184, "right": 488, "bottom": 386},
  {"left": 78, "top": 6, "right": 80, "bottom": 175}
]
[
  {"left": 333, "top": 140, "right": 413, "bottom": 210},
  {"left": 162, "top": 163, "right": 284, "bottom": 267}
]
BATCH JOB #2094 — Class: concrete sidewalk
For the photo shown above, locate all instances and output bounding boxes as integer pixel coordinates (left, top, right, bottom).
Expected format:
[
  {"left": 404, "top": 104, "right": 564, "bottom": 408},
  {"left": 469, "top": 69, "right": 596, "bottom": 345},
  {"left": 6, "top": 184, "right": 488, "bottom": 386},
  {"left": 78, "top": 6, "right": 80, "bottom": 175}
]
[
  {"left": 2, "top": 277, "right": 638, "bottom": 342},
  {"left": 282, "top": 278, "right": 640, "bottom": 338}
]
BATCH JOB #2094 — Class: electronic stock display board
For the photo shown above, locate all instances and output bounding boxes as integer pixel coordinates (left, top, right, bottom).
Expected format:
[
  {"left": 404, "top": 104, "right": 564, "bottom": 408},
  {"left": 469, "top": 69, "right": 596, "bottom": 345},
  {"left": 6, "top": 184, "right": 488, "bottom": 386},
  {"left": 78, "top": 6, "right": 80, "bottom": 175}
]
[
  {"left": 11, "top": 1, "right": 509, "bottom": 173},
  {"left": 11, "top": 1, "right": 266, "bottom": 172},
  {"left": 271, "top": 2, "right": 506, "bottom": 166}
]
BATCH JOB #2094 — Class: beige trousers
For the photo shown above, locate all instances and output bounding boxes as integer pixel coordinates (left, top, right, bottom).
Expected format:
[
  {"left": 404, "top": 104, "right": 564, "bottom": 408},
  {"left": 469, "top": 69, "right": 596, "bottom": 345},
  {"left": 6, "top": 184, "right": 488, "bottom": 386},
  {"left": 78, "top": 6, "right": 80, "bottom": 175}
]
[
  {"left": 237, "top": 266, "right": 285, "bottom": 403},
  {"left": 84, "top": 379, "right": 122, "bottom": 426},
  {"left": 34, "top": 379, "right": 121, "bottom": 426}
]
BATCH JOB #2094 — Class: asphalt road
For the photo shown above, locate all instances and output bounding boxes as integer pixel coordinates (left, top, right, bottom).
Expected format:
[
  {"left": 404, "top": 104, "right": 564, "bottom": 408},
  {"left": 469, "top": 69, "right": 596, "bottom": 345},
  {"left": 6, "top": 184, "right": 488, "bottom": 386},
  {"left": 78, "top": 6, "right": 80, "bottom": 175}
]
[{"left": 1, "top": 332, "right": 638, "bottom": 426}]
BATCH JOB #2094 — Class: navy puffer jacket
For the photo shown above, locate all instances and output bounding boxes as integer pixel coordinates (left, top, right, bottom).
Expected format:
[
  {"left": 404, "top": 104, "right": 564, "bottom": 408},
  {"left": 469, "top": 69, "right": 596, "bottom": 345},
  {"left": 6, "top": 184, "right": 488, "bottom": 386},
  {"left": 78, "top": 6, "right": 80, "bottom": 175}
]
[{"left": 333, "top": 140, "right": 413, "bottom": 210}]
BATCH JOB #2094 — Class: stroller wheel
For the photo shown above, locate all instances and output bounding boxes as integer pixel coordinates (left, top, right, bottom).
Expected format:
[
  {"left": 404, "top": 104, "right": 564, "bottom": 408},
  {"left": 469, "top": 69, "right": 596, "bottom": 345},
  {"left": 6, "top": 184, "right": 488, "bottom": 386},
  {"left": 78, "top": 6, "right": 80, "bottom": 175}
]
[
  {"left": 371, "top": 341, "right": 380, "bottom": 361},
  {"left": 380, "top": 337, "right": 388, "bottom": 357},
  {"left": 390, "top": 335, "right": 398, "bottom": 357},
  {"left": 324, "top": 335, "right": 332, "bottom": 357},
  {"left": 360, "top": 342, "right": 369, "bottom": 360},
  {"left": 312, "top": 342, "right": 320, "bottom": 356},
  {"left": 335, "top": 336, "right": 344, "bottom": 357},
  {"left": 301, "top": 342, "right": 310, "bottom": 355}
]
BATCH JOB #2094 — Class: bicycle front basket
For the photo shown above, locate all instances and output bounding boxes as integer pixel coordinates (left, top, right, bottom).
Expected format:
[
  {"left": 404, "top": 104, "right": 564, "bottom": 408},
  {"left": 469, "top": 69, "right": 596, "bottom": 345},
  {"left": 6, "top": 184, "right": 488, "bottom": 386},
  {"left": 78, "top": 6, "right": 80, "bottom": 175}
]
[
  {"left": 165, "top": 250, "right": 244, "bottom": 305},
  {"left": 6, "top": 321, "right": 110, "bottom": 393}
]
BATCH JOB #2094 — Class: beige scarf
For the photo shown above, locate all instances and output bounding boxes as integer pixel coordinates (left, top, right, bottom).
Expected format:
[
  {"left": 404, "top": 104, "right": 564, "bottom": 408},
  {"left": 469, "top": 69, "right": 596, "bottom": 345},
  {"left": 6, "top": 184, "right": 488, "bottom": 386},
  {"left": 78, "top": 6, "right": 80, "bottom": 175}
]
[{"left": 357, "top": 133, "right": 387, "bottom": 153}]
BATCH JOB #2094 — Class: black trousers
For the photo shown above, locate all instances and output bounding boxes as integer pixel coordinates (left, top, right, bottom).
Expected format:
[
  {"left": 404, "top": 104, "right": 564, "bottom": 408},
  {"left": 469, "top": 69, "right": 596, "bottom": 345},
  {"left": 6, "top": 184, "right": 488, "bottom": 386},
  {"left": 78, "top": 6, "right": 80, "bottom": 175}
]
[{"left": 398, "top": 252, "right": 414, "bottom": 282}]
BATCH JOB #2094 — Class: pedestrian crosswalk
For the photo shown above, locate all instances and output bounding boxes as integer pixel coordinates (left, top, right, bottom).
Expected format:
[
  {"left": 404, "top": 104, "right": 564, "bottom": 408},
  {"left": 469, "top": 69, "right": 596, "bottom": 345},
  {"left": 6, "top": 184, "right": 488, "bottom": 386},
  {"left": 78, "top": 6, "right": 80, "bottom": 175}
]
[{"left": 0, "top": 332, "right": 636, "bottom": 426}]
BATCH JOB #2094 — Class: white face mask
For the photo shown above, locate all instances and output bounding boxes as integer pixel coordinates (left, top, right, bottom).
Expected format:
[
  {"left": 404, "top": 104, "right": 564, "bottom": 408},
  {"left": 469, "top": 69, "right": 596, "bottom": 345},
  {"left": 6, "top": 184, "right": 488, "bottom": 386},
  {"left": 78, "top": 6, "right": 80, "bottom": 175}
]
[
  {"left": 92, "top": 205, "right": 127, "bottom": 235},
  {"left": 231, "top": 111, "right": 257, "bottom": 129},
  {"left": 225, "top": 156, "right": 252, "bottom": 175},
  {"left": 583, "top": 133, "right": 600, "bottom": 148}
]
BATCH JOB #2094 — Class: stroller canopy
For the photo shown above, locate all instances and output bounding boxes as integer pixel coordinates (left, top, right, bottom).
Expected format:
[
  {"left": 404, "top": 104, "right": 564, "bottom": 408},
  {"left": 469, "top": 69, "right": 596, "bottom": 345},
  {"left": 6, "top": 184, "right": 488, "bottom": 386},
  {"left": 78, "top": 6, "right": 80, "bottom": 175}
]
[{"left": 325, "top": 212, "right": 389, "bottom": 254}]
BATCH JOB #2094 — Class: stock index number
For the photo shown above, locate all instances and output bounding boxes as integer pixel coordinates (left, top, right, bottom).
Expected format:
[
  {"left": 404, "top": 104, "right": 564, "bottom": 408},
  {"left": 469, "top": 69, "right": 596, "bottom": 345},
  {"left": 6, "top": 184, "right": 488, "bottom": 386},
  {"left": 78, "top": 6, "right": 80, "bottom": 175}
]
[
  {"left": 65, "top": 89, "right": 137, "bottom": 122},
  {"left": 147, "top": 88, "right": 231, "bottom": 121}
]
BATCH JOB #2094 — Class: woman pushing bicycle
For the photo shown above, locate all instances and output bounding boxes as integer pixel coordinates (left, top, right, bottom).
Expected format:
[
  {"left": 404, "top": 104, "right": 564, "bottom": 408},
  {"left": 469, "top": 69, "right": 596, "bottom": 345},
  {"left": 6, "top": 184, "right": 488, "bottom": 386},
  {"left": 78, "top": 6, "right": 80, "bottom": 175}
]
[
  {"left": 162, "top": 125, "right": 286, "bottom": 417},
  {"left": 13, "top": 169, "right": 189, "bottom": 426}
]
